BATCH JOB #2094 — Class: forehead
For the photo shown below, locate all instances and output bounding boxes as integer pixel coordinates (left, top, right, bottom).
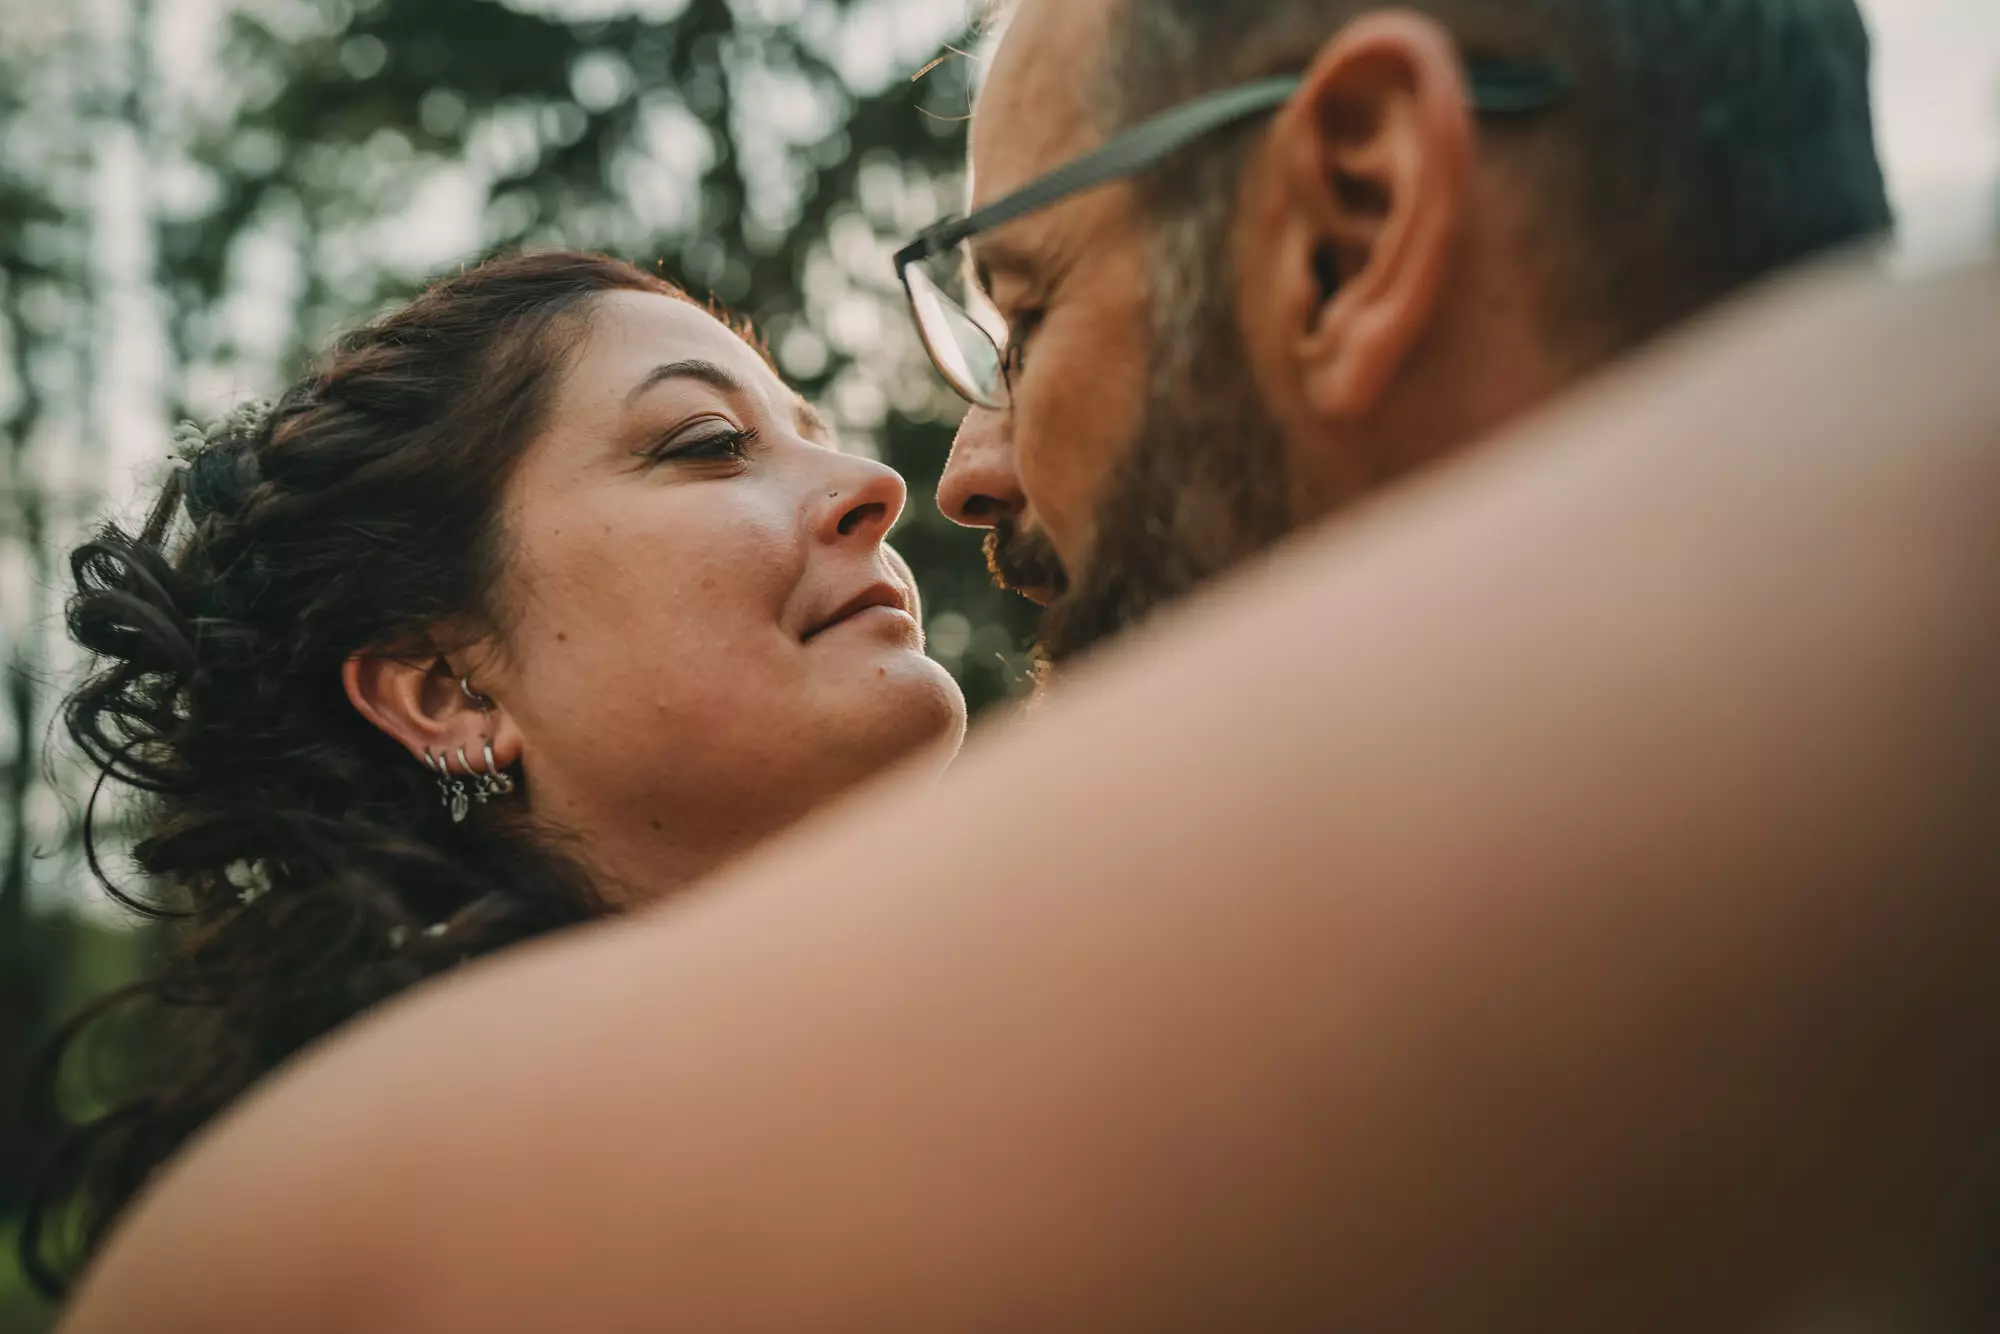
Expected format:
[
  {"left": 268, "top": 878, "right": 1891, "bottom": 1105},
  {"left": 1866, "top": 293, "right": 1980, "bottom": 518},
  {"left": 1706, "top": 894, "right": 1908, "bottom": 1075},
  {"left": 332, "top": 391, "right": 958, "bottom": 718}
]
[
  {"left": 969, "top": 0, "right": 1117, "bottom": 207},
  {"left": 560, "top": 289, "right": 780, "bottom": 405}
]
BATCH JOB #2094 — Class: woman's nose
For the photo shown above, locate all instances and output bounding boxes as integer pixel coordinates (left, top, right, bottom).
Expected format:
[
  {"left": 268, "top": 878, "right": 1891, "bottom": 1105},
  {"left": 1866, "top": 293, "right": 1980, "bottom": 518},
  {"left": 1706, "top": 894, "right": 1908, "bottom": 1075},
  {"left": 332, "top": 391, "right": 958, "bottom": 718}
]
[{"left": 816, "top": 456, "right": 907, "bottom": 545}]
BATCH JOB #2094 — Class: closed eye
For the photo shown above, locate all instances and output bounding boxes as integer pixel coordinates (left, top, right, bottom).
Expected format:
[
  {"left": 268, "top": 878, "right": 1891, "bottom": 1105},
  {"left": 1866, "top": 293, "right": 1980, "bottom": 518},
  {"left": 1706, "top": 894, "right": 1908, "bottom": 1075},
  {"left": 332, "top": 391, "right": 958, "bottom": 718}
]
[{"left": 642, "top": 423, "right": 759, "bottom": 466}]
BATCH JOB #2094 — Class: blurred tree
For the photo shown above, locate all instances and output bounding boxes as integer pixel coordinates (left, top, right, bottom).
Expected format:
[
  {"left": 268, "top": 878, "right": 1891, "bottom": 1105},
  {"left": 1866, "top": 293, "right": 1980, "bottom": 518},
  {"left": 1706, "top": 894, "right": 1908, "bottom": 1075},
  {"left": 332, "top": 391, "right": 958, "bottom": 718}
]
[
  {"left": 0, "top": 25, "right": 61, "bottom": 1267},
  {"left": 2, "top": 11, "right": 103, "bottom": 1329}
]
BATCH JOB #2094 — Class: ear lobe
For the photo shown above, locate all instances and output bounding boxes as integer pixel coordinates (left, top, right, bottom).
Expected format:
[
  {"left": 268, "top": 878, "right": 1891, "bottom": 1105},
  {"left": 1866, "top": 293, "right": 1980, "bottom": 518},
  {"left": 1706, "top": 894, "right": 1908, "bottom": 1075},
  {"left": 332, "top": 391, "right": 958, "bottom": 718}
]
[
  {"left": 1276, "top": 11, "right": 1475, "bottom": 419},
  {"left": 342, "top": 651, "right": 521, "bottom": 770}
]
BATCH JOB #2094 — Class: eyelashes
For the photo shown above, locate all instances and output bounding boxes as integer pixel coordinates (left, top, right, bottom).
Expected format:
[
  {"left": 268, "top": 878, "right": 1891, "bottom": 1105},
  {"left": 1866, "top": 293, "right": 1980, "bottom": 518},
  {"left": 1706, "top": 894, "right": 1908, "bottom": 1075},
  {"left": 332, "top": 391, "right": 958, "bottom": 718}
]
[{"left": 642, "top": 423, "right": 760, "bottom": 467}]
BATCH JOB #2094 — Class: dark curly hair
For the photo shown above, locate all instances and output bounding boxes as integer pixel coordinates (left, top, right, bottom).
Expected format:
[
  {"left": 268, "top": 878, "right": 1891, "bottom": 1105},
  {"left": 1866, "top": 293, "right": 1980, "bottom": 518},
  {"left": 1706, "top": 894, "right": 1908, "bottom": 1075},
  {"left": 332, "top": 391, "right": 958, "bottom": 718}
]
[{"left": 20, "top": 250, "right": 698, "bottom": 1297}]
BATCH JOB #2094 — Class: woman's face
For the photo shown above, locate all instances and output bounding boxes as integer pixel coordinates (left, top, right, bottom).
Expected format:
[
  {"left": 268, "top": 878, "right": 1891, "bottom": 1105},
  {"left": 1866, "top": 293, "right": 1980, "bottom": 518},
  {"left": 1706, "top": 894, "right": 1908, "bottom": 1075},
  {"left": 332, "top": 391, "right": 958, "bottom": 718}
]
[{"left": 476, "top": 290, "right": 966, "bottom": 895}]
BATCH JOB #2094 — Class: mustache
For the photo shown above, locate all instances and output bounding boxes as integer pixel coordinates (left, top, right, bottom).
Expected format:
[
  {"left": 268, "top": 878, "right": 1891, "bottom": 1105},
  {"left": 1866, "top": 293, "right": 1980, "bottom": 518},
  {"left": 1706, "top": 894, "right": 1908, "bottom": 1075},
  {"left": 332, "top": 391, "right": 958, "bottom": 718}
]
[{"left": 984, "top": 521, "right": 1069, "bottom": 600}]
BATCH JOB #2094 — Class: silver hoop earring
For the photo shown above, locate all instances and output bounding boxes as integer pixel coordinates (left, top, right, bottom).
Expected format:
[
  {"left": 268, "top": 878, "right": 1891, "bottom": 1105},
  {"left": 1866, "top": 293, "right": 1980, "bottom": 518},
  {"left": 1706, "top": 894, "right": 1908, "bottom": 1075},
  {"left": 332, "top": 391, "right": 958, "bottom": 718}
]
[
  {"left": 456, "top": 744, "right": 499, "bottom": 807},
  {"left": 451, "top": 742, "right": 517, "bottom": 807},
  {"left": 460, "top": 676, "right": 493, "bottom": 710},
  {"left": 481, "top": 740, "right": 517, "bottom": 797},
  {"left": 456, "top": 746, "right": 484, "bottom": 803},
  {"left": 424, "top": 748, "right": 472, "bottom": 824}
]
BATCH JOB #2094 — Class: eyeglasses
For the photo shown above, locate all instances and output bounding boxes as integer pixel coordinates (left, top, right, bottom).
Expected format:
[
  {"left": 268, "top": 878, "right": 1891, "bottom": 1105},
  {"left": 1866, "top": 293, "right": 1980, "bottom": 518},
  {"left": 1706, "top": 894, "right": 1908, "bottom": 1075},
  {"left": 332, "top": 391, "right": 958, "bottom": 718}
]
[{"left": 896, "top": 60, "right": 1570, "bottom": 411}]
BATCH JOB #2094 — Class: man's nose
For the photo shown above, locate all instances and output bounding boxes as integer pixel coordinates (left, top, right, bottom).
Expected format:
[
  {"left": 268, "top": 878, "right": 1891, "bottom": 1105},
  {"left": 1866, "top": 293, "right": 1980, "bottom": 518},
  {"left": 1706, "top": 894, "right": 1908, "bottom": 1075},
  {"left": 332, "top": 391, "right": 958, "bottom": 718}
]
[{"left": 936, "top": 405, "right": 1023, "bottom": 529}]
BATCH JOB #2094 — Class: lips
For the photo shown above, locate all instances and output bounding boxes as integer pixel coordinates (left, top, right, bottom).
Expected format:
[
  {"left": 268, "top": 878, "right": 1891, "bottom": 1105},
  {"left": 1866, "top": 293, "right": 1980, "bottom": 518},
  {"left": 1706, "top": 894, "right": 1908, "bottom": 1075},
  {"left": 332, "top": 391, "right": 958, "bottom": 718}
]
[{"left": 804, "top": 580, "right": 911, "bottom": 641}]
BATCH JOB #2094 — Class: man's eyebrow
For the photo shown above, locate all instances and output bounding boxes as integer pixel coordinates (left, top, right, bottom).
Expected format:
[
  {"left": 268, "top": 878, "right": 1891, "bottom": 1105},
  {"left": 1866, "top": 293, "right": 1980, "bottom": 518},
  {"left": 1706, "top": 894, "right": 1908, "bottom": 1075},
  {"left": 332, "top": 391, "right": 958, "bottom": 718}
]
[{"left": 625, "top": 358, "right": 747, "bottom": 406}]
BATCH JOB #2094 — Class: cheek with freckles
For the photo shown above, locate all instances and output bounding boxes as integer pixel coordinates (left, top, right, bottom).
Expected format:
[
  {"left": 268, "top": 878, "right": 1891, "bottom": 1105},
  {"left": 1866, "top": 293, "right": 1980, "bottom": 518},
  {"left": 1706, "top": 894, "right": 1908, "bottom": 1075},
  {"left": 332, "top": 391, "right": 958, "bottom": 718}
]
[{"left": 497, "top": 480, "right": 812, "bottom": 786}]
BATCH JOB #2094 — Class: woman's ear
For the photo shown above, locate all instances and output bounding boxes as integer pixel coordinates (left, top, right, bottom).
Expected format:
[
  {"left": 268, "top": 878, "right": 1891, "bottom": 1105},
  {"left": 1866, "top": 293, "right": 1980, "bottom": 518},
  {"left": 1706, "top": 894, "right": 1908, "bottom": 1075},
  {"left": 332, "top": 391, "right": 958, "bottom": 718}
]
[{"left": 342, "top": 650, "right": 521, "bottom": 771}]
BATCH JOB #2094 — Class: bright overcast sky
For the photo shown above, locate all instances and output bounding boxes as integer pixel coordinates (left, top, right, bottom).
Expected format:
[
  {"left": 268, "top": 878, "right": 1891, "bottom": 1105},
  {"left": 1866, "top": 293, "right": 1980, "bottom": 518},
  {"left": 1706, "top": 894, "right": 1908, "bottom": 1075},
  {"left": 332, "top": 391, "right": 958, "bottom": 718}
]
[{"left": 1864, "top": 0, "right": 2000, "bottom": 265}]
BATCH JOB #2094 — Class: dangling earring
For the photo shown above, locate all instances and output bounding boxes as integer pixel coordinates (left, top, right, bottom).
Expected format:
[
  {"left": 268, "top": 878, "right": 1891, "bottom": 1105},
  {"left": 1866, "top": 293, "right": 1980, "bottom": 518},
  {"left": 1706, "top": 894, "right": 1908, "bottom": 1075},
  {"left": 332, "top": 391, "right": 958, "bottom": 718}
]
[
  {"left": 480, "top": 740, "right": 517, "bottom": 798},
  {"left": 457, "top": 746, "right": 485, "bottom": 804},
  {"left": 448, "top": 741, "right": 517, "bottom": 809},
  {"left": 424, "top": 748, "right": 471, "bottom": 823},
  {"left": 438, "top": 676, "right": 510, "bottom": 815}
]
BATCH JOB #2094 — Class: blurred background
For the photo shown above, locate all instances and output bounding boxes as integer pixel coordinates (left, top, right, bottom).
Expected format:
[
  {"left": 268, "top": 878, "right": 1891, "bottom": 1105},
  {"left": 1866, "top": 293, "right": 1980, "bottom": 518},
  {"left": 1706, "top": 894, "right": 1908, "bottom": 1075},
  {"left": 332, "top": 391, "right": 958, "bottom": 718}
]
[{"left": 0, "top": 0, "right": 1995, "bottom": 1326}]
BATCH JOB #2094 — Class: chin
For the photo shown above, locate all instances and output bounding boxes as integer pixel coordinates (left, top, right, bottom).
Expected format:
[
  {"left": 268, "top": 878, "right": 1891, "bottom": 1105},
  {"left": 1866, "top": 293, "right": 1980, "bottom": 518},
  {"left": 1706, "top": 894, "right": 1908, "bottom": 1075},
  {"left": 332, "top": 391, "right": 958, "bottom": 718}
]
[{"left": 859, "top": 648, "right": 968, "bottom": 773}]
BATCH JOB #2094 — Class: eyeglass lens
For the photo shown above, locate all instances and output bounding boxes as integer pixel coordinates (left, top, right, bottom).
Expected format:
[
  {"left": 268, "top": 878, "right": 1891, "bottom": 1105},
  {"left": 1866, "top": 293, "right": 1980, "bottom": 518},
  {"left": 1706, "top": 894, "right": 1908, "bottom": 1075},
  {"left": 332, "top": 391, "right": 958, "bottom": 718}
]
[{"left": 904, "top": 262, "right": 1008, "bottom": 410}]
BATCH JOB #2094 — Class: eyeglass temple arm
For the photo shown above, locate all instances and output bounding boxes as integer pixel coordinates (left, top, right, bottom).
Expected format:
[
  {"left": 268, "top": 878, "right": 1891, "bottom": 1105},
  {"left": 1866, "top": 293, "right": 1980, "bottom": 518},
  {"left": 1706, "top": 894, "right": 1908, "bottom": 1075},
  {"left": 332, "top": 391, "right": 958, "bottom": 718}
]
[
  {"left": 894, "top": 60, "right": 1568, "bottom": 269},
  {"left": 898, "top": 75, "right": 1302, "bottom": 266}
]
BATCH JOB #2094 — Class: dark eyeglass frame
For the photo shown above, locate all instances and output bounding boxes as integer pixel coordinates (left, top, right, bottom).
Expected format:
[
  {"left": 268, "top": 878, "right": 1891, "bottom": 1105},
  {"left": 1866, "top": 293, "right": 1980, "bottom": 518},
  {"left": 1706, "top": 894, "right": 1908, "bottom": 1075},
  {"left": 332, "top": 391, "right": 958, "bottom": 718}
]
[{"left": 895, "top": 60, "right": 1571, "bottom": 410}]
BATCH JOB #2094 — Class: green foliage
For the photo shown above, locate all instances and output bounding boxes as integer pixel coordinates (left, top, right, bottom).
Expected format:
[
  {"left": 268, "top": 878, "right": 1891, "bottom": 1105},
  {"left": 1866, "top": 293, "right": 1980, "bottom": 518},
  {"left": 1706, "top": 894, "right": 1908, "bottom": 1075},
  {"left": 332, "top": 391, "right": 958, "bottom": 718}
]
[{"left": 0, "top": 914, "right": 162, "bottom": 1333}]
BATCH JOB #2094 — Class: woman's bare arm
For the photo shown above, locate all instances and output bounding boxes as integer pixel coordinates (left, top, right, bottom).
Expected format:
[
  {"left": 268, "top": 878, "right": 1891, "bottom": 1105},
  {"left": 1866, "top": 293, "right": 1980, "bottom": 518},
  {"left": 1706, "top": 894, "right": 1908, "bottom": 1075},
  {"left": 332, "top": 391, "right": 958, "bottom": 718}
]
[{"left": 60, "top": 256, "right": 2000, "bottom": 1334}]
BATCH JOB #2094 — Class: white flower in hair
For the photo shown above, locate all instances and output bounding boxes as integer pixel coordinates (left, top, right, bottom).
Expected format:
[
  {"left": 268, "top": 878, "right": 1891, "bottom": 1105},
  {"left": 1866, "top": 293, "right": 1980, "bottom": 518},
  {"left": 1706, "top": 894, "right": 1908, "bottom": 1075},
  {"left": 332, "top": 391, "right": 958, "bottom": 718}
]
[
  {"left": 174, "top": 398, "right": 274, "bottom": 521},
  {"left": 216, "top": 397, "right": 275, "bottom": 442},
  {"left": 224, "top": 858, "right": 273, "bottom": 904},
  {"left": 169, "top": 418, "right": 210, "bottom": 462},
  {"left": 171, "top": 398, "right": 275, "bottom": 461}
]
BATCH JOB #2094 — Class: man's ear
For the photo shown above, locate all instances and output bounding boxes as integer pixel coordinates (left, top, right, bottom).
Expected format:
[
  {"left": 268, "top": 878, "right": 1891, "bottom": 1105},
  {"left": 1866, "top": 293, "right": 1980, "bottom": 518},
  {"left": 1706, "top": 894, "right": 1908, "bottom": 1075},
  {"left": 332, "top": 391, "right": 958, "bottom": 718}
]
[
  {"left": 1256, "top": 10, "right": 1475, "bottom": 422},
  {"left": 342, "top": 649, "right": 523, "bottom": 774}
]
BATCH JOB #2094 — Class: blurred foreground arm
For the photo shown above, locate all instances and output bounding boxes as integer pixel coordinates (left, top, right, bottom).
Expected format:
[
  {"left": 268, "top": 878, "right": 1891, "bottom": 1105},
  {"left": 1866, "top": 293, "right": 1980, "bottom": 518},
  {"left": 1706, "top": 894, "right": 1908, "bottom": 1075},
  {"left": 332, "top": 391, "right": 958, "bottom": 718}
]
[{"left": 62, "top": 258, "right": 2000, "bottom": 1333}]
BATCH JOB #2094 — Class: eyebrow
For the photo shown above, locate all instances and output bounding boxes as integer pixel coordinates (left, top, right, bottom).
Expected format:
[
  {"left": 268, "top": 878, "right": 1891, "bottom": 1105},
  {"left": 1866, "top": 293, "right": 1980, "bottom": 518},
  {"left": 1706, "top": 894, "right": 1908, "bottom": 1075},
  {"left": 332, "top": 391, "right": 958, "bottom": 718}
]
[
  {"left": 626, "top": 355, "right": 834, "bottom": 445},
  {"left": 794, "top": 398, "right": 833, "bottom": 443},
  {"left": 624, "top": 358, "right": 747, "bottom": 406}
]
